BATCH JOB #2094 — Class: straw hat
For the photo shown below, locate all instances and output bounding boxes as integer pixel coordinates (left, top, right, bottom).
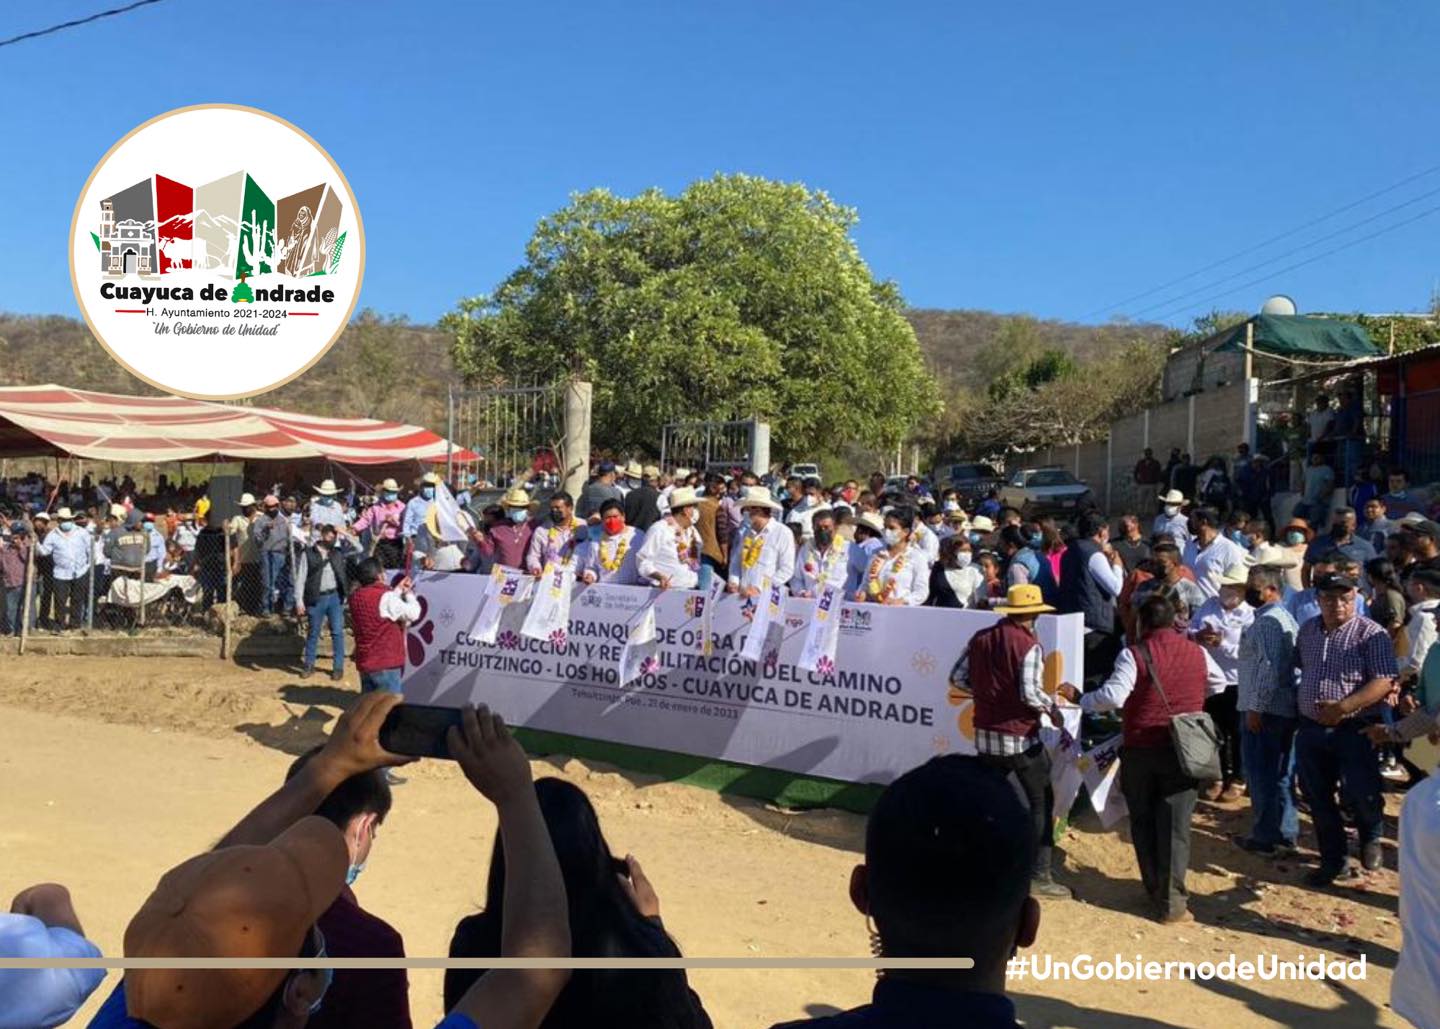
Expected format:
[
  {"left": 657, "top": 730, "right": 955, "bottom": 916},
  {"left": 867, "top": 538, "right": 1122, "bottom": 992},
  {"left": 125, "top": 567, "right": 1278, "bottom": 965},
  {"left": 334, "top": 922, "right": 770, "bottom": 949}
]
[
  {"left": 945, "top": 508, "right": 969, "bottom": 523},
  {"left": 642, "top": 464, "right": 660, "bottom": 479},
  {"left": 54, "top": 507, "right": 75, "bottom": 520},
  {"left": 312, "top": 479, "right": 342, "bottom": 496},
  {"left": 379, "top": 478, "right": 400, "bottom": 492},
  {"left": 1281, "top": 517, "right": 1314, "bottom": 542},
  {"left": 995, "top": 583, "right": 1055, "bottom": 615},
  {"left": 1158, "top": 489, "right": 1187, "bottom": 505},
  {"left": 109, "top": 503, "right": 127, "bottom": 519},
  {"left": 738, "top": 485, "right": 782, "bottom": 512},
  {"left": 501, "top": 487, "right": 532, "bottom": 509},
  {"left": 1245, "top": 542, "right": 1300, "bottom": 570},
  {"left": 420, "top": 471, "right": 442, "bottom": 486},
  {"left": 1217, "top": 564, "right": 1250, "bottom": 587},
  {"left": 426, "top": 504, "right": 477, "bottom": 541},
  {"left": 969, "top": 515, "right": 996, "bottom": 533},
  {"left": 238, "top": 493, "right": 256, "bottom": 508},
  {"left": 667, "top": 486, "right": 702, "bottom": 510},
  {"left": 624, "top": 460, "right": 644, "bottom": 478},
  {"left": 674, "top": 467, "right": 693, "bottom": 479},
  {"left": 856, "top": 512, "right": 886, "bottom": 535}
]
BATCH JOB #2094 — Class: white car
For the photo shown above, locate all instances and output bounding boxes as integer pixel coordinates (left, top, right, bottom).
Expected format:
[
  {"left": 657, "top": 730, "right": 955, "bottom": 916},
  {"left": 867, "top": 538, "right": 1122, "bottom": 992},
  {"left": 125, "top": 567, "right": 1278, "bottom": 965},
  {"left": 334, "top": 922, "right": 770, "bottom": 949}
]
[
  {"left": 998, "top": 467, "right": 1096, "bottom": 520},
  {"left": 789, "top": 463, "right": 821, "bottom": 481}
]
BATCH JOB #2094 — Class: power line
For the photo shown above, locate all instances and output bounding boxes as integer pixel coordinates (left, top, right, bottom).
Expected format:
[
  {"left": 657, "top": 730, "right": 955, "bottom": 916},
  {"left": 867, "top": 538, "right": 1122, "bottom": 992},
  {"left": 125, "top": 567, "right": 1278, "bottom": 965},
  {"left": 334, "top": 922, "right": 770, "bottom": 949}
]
[
  {"left": 0, "top": 0, "right": 170, "bottom": 50},
  {"left": 1085, "top": 160, "right": 1440, "bottom": 319},
  {"left": 1126, "top": 180, "right": 1440, "bottom": 320},
  {"left": 1147, "top": 198, "right": 1440, "bottom": 325}
]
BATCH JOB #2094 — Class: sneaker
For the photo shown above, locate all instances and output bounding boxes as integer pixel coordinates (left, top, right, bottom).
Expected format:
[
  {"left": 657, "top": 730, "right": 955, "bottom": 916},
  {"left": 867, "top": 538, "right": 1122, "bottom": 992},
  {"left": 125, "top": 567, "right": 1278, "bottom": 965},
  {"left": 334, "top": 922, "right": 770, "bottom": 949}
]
[
  {"left": 1361, "top": 840, "right": 1384, "bottom": 871},
  {"left": 300, "top": 667, "right": 314, "bottom": 680},
  {"left": 1274, "top": 840, "right": 1300, "bottom": 859},
  {"left": 1232, "top": 835, "right": 1276, "bottom": 856},
  {"left": 330, "top": 669, "right": 345, "bottom": 682},
  {"left": 1030, "top": 876, "right": 1073, "bottom": 899}
]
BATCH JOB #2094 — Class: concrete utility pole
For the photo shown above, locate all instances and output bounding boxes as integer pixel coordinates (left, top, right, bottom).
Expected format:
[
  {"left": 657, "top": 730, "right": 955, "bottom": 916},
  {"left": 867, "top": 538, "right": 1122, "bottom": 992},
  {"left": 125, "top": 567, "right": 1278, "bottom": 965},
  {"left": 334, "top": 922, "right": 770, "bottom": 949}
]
[{"left": 562, "top": 380, "right": 593, "bottom": 497}]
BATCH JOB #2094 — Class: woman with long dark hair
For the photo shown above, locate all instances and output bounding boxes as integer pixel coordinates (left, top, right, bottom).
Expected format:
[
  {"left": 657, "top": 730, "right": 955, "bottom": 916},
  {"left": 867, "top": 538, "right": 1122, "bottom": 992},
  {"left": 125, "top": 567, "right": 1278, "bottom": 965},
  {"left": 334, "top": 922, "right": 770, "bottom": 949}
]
[{"left": 445, "top": 778, "right": 712, "bottom": 1029}]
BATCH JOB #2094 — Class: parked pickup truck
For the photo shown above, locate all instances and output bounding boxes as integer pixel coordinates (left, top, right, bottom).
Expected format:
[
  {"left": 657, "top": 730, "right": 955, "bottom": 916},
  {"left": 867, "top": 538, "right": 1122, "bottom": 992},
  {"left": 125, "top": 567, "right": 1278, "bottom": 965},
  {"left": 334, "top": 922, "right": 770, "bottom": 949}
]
[
  {"left": 998, "top": 466, "right": 1097, "bottom": 521},
  {"left": 939, "top": 462, "right": 1004, "bottom": 504}
]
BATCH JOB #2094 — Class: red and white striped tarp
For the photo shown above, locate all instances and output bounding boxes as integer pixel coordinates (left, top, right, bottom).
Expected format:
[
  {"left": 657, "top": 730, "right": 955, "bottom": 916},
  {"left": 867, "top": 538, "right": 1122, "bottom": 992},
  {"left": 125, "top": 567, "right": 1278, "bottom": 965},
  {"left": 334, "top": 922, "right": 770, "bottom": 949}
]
[{"left": 0, "top": 384, "right": 476, "bottom": 465}]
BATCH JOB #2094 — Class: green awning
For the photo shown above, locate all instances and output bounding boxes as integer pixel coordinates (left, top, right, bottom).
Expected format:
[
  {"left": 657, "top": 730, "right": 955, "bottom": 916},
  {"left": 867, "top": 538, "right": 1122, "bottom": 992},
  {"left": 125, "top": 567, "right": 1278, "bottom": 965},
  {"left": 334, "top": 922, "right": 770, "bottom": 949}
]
[{"left": 1213, "top": 314, "right": 1379, "bottom": 360}]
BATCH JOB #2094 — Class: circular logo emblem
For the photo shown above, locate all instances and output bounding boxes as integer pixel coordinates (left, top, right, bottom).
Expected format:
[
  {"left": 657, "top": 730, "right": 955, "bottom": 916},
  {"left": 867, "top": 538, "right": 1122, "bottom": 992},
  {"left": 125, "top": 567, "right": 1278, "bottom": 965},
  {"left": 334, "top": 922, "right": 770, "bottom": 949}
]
[{"left": 69, "top": 104, "right": 364, "bottom": 399}]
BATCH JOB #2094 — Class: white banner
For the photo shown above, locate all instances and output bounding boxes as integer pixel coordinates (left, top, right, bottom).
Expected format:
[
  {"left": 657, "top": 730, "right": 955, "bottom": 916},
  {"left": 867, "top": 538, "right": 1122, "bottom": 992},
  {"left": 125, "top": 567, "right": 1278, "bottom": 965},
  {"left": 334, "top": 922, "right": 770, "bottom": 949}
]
[
  {"left": 521, "top": 562, "right": 576, "bottom": 644},
  {"left": 1079, "top": 733, "right": 1129, "bottom": 828},
  {"left": 471, "top": 567, "right": 532, "bottom": 645},
  {"left": 403, "top": 572, "right": 1086, "bottom": 786}
]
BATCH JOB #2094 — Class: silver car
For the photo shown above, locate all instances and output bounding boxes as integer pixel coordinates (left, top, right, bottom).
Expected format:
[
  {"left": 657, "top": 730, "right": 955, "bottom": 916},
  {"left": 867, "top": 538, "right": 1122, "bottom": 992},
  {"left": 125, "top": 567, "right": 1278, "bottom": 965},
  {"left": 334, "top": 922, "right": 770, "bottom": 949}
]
[{"left": 998, "top": 467, "right": 1096, "bottom": 520}]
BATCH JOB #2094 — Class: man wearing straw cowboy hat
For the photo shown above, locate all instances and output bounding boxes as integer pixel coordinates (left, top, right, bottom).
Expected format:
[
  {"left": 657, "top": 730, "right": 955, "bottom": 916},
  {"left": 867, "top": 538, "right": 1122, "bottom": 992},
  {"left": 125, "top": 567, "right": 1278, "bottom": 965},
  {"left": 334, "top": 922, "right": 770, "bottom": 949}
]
[
  {"left": 352, "top": 478, "right": 407, "bottom": 569},
  {"left": 1153, "top": 488, "right": 1191, "bottom": 547},
  {"left": 952, "top": 582, "right": 1073, "bottom": 897},
  {"left": 468, "top": 486, "right": 537, "bottom": 571},
  {"left": 308, "top": 478, "right": 349, "bottom": 535},
  {"left": 637, "top": 485, "right": 704, "bottom": 589},
  {"left": 728, "top": 485, "right": 796, "bottom": 596},
  {"left": 401, "top": 471, "right": 443, "bottom": 546},
  {"left": 36, "top": 507, "right": 91, "bottom": 631}
]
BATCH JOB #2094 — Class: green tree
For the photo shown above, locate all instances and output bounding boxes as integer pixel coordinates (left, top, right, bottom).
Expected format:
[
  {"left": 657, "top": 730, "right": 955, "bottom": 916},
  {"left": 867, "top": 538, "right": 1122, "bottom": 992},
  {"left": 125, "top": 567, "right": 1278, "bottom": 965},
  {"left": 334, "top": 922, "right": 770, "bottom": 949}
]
[{"left": 443, "top": 174, "right": 942, "bottom": 459}]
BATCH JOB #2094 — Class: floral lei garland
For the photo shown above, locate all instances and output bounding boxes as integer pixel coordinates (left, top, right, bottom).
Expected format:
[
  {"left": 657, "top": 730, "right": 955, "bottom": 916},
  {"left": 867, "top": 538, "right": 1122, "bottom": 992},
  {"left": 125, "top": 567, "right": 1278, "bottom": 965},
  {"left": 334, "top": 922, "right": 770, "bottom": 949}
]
[
  {"left": 599, "top": 533, "right": 630, "bottom": 572},
  {"left": 866, "top": 551, "right": 906, "bottom": 601},
  {"left": 740, "top": 534, "right": 765, "bottom": 571},
  {"left": 674, "top": 524, "right": 699, "bottom": 569}
]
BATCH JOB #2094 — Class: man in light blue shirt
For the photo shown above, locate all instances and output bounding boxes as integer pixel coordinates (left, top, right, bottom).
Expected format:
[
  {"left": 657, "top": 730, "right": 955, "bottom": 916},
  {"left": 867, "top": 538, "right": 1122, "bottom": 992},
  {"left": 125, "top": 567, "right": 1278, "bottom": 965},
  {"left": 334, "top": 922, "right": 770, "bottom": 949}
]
[
  {"left": 843, "top": 514, "right": 886, "bottom": 598},
  {"left": 36, "top": 509, "right": 92, "bottom": 630},
  {"left": 402, "top": 473, "right": 441, "bottom": 542}
]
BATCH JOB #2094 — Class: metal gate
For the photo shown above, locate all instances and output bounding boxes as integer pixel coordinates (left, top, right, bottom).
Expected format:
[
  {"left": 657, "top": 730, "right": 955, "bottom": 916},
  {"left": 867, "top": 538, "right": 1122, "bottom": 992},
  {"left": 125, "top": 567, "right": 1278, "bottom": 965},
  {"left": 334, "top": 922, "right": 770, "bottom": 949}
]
[
  {"left": 446, "top": 381, "right": 567, "bottom": 492},
  {"left": 659, "top": 418, "right": 767, "bottom": 475}
]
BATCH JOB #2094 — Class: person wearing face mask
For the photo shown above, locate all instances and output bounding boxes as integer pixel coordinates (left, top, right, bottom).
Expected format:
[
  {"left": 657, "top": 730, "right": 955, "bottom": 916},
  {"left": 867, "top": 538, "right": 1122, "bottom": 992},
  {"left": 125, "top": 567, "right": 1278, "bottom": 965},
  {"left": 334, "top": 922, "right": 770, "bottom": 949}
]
[
  {"left": 1181, "top": 507, "right": 1248, "bottom": 601},
  {"left": 842, "top": 512, "right": 887, "bottom": 599},
  {"left": 1302, "top": 505, "right": 1375, "bottom": 588},
  {"left": 1234, "top": 566, "right": 1301, "bottom": 855},
  {"left": 638, "top": 486, "right": 704, "bottom": 589},
  {"left": 1152, "top": 489, "right": 1191, "bottom": 547},
  {"left": 791, "top": 508, "right": 849, "bottom": 598},
  {"left": 308, "top": 479, "right": 349, "bottom": 534},
  {"left": 1190, "top": 566, "right": 1255, "bottom": 801},
  {"left": 401, "top": 472, "right": 443, "bottom": 564},
  {"left": 1382, "top": 468, "right": 1424, "bottom": 518},
  {"left": 294, "top": 524, "right": 355, "bottom": 682},
  {"left": 911, "top": 501, "right": 943, "bottom": 564},
  {"left": 1278, "top": 517, "right": 1313, "bottom": 590},
  {"left": 525, "top": 491, "right": 586, "bottom": 576},
  {"left": 926, "top": 534, "right": 983, "bottom": 609},
  {"left": 857, "top": 507, "right": 929, "bottom": 606},
  {"left": 279, "top": 746, "right": 409, "bottom": 1029},
  {"left": 36, "top": 506, "right": 92, "bottom": 630},
  {"left": 352, "top": 478, "right": 407, "bottom": 569},
  {"left": 466, "top": 488, "right": 537, "bottom": 571},
  {"left": 577, "top": 461, "right": 624, "bottom": 520},
  {"left": 728, "top": 486, "right": 797, "bottom": 596},
  {"left": 575, "top": 500, "right": 642, "bottom": 585}
]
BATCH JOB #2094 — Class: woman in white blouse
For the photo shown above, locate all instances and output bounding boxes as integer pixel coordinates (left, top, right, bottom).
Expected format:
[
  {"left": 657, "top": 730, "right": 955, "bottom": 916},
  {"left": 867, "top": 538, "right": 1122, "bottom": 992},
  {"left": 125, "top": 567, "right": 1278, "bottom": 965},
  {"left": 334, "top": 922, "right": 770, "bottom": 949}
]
[{"left": 854, "top": 507, "right": 930, "bottom": 606}]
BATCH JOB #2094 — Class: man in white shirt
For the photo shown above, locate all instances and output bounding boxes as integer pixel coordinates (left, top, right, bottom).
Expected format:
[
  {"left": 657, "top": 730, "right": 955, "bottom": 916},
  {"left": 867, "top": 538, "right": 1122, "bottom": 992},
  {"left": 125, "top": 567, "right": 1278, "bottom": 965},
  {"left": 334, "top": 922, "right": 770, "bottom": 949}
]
[
  {"left": 0, "top": 882, "right": 105, "bottom": 1029},
  {"left": 575, "top": 500, "right": 642, "bottom": 585},
  {"left": 790, "top": 507, "right": 849, "bottom": 597},
  {"left": 728, "top": 486, "right": 797, "bottom": 596},
  {"left": 637, "top": 486, "right": 703, "bottom": 589},
  {"left": 1191, "top": 565, "right": 1255, "bottom": 801},
  {"left": 1402, "top": 570, "right": 1440, "bottom": 686},
  {"left": 308, "top": 478, "right": 351, "bottom": 534},
  {"left": 36, "top": 508, "right": 92, "bottom": 631},
  {"left": 1183, "top": 507, "right": 1248, "bottom": 600},
  {"left": 1152, "top": 489, "right": 1191, "bottom": 547}
]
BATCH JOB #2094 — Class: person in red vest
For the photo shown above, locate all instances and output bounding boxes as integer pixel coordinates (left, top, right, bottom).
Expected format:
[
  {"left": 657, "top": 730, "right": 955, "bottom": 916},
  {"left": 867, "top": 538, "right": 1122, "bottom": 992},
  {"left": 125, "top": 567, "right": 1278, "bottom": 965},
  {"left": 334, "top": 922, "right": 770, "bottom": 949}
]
[
  {"left": 349, "top": 557, "right": 420, "bottom": 697},
  {"left": 950, "top": 582, "right": 1073, "bottom": 898},
  {"left": 1061, "top": 593, "right": 1227, "bottom": 924}
]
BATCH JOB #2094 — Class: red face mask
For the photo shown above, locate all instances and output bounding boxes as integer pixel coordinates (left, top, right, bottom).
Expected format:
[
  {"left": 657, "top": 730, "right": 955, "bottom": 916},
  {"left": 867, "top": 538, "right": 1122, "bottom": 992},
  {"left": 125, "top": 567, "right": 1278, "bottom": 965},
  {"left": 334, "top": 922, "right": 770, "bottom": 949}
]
[{"left": 603, "top": 516, "right": 625, "bottom": 536}]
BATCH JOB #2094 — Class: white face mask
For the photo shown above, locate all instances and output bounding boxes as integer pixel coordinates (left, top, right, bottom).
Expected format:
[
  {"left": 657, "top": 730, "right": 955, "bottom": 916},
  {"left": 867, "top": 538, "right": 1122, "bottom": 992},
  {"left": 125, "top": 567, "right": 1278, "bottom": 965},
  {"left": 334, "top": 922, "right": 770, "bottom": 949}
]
[
  {"left": 954, "top": 551, "right": 973, "bottom": 569},
  {"left": 883, "top": 529, "right": 903, "bottom": 547},
  {"left": 1164, "top": 504, "right": 1181, "bottom": 517}
]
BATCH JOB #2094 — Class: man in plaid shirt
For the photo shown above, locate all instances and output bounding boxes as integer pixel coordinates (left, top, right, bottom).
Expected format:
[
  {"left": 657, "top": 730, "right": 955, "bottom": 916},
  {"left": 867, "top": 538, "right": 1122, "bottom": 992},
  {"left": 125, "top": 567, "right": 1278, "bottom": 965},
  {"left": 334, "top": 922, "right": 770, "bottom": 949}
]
[{"left": 1294, "top": 570, "right": 1398, "bottom": 885}]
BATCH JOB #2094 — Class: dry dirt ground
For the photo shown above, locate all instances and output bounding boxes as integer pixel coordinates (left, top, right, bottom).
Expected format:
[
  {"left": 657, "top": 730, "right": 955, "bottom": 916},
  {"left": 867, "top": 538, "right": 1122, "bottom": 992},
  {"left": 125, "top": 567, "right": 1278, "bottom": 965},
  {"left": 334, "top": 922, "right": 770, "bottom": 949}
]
[{"left": 0, "top": 653, "right": 1414, "bottom": 1028}]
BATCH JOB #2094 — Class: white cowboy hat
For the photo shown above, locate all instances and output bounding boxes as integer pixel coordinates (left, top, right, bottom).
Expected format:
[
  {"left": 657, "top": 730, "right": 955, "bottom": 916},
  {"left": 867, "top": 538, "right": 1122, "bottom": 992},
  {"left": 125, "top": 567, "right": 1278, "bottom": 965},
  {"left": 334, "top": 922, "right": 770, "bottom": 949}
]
[
  {"left": 674, "top": 467, "right": 693, "bottom": 479},
  {"left": 969, "top": 515, "right": 996, "bottom": 533},
  {"left": 642, "top": 464, "right": 660, "bottom": 479},
  {"left": 1218, "top": 564, "right": 1250, "bottom": 587},
  {"left": 738, "top": 485, "right": 783, "bottom": 512},
  {"left": 501, "top": 487, "right": 532, "bottom": 509},
  {"left": 109, "top": 503, "right": 127, "bottom": 519},
  {"left": 426, "top": 504, "right": 477, "bottom": 541},
  {"left": 54, "top": 507, "right": 74, "bottom": 520},
  {"left": 420, "top": 472, "right": 442, "bottom": 486},
  {"left": 379, "top": 478, "right": 401, "bottom": 492},
  {"left": 1158, "top": 489, "right": 1187, "bottom": 505},
  {"left": 623, "top": 460, "right": 644, "bottom": 478},
  {"left": 856, "top": 512, "right": 886, "bottom": 535},
  {"left": 313, "top": 479, "right": 342, "bottom": 496},
  {"left": 667, "top": 486, "right": 702, "bottom": 510},
  {"left": 1245, "top": 542, "right": 1300, "bottom": 570},
  {"left": 238, "top": 492, "right": 257, "bottom": 507}
]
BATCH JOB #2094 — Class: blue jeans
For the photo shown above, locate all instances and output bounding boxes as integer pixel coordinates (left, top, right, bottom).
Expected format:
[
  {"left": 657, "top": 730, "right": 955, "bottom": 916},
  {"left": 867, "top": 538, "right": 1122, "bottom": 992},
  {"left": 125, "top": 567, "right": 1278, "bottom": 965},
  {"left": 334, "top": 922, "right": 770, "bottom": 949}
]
[
  {"left": 304, "top": 592, "right": 345, "bottom": 674},
  {"left": 360, "top": 667, "right": 403, "bottom": 694},
  {"left": 261, "top": 551, "right": 292, "bottom": 613},
  {"left": 2, "top": 585, "right": 22, "bottom": 636},
  {"left": 1240, "top": 713, "right": 1298, "bottom": 847},
  {"left": 1295, "top": 718, "right": 1384, "bottom": 873}
]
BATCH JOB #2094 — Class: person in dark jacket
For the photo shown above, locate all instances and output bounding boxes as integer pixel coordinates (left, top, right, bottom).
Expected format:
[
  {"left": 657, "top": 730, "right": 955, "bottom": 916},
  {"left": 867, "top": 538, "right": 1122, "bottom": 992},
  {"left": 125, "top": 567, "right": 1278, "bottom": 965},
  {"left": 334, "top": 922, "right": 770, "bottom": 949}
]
[
  {"left": 1061, "top": 594, "right": 1226, "bottom": 923},
  {"left": 1055, "top": 511, "right": 1124, "bottom": 689},
  {"left": 294, "top": 522, "right": 355, "bottom": 680},
  {"left": 447, "top": 778, "right": 712, "bottom": 1029},
  {"left": 623, "top": 467, "right": 663, "bottom": 533}
]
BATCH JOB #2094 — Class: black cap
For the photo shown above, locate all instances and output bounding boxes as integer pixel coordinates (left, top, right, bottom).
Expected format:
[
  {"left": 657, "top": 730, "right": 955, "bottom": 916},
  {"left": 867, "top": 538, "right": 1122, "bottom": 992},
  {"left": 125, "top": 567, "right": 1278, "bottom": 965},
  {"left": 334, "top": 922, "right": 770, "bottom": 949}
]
[
  {"left": 1314, "top": 571, "right": 1359, "bottom": 593},
  {"left": 1404, "top": 519, "right": 1440, "bottom": 540}
]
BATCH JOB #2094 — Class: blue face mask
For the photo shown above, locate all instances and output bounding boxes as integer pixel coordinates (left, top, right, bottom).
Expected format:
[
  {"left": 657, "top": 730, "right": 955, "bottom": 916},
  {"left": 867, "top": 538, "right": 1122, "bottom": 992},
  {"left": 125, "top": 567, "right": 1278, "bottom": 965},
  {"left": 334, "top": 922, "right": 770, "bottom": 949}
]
[
  {"left": 421, "top": 487, "right": 435, "bottom": 500},
  {"left": 1028, "top": 533, "right": 1043, "bottom": 548},
  {"left": 382, "top": 491, "right": 398, "bottom": 502},
  {"left": 508, "top": 508, "right": 528, "bottom": 523},
  {"left": 968, "top": 531, "right": 983, "bottom": 544},
  {"left": 1286, "top": 531, "right": 1306, "bottom": 546},
  {"left": 318, "top": 496, "right": 333, "bottom": 506},
  {"left": 345, "top": 861, "right": 366, "bottom": 886},
  {"left": 60, "top": 521, "right": 75, "bottom": 532}
]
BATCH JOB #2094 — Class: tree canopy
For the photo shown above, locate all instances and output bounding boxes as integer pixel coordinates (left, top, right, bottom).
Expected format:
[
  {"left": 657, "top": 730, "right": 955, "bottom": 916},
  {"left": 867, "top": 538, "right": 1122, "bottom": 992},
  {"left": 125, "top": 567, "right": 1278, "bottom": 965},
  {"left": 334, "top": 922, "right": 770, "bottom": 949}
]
[{"left": 443, "top": 174, "right": 941, "bottom": 460}]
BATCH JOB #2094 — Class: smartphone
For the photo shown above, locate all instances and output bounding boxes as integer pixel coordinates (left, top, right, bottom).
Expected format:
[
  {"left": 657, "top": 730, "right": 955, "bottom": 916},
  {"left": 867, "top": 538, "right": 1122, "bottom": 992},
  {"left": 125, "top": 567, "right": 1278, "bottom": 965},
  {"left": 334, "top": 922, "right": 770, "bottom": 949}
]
[{"left": 378, "top": 703, "right": 465, "bottom": 759}]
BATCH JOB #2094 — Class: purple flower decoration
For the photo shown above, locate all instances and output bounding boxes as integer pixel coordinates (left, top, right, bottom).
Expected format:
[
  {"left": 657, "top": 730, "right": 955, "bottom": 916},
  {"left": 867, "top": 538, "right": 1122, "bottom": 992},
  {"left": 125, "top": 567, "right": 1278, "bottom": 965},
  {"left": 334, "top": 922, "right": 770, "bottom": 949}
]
[
  {"left": 762, "top": 649, "right": 780, "bottom": 672},
  {"left": 815, "top": 655, "right": 835, "bottom": 677},
  {"left": 640, "top": 655, "right": 660, "bottom": 676},
  {"left": 497, "top": 630, "right": 521, "bottom": 650},
  {"left": 548, "top": 628, "right": 569, "bottom": 649},
  {"left": 405, "top": 611, "right": 435, "bottom": 667}
]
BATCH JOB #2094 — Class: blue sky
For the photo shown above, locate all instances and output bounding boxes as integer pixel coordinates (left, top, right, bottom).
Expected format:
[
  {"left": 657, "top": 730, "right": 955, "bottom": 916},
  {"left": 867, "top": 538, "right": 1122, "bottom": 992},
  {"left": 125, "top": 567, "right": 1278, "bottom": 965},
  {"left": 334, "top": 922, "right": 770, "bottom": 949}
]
[{"left": 3, "top": 1, "right": 1437, "bottom": 327}]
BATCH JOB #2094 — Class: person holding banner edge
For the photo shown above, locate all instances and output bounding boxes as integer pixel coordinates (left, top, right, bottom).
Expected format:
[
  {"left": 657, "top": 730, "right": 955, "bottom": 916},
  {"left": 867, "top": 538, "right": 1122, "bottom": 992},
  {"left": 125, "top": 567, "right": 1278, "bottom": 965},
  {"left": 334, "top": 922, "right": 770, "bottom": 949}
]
[
  {"left": 953, "top": 582, "right": 1074, "bottom": 898},
  {"left": 727, "top": 486, "right": 796, "bottom": 598},
  {"left": 637, "top": 487, "right": 704, "bottom": 590}
]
